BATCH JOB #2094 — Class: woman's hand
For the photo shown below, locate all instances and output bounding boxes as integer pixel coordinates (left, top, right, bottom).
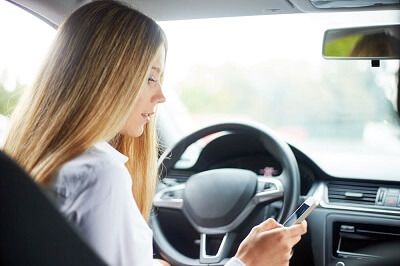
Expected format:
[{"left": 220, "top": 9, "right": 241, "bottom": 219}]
[
  {"left": 153, "top": 258, "right": 171, "bottom": 266},
  {"left": 234, "top": 218, "right": 307, "bottom": 266}
]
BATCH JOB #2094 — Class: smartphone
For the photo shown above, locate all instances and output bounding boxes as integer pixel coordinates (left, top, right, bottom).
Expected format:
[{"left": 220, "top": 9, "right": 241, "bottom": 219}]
[{"left": 283, "top": 197, "right": 319, "bottom": 227}]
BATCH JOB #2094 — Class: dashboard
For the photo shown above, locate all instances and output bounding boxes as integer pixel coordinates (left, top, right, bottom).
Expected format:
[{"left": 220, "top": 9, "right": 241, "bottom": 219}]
[{"left": 157, "top": 132, "right": 400, "bottom": 265}]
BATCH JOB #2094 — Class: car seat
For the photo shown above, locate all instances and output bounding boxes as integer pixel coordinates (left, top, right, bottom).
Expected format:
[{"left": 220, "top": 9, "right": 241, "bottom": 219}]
[{"left": 0, "top": 150, "right": 106, "bottom": 265}]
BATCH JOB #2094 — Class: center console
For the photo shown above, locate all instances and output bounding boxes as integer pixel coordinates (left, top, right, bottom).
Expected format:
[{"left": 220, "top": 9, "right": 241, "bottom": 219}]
[
  {"left": 326, "top": 214, "right": 400, "bottom": 266},
  {"left": 308, "top": 182, "right": 400, "bottom": 266}
]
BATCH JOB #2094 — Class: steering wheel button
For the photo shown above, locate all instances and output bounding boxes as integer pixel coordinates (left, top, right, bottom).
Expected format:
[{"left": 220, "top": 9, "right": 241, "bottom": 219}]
[
  {"left": 161, "top": 193, "right": 172, "bottom": 199},
  {"left": 264, "top": 183, "right": 272, "bottom": 190}
]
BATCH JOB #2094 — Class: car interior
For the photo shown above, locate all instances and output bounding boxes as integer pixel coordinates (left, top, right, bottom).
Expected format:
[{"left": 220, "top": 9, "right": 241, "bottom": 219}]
[{"left": 1, "top": 0, "right": 400, "bottom": 266}]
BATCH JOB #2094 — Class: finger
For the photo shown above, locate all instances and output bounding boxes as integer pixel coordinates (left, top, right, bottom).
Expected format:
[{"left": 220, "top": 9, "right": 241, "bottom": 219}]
[
  {"left": 286, "top": 222, "right": 307, "bottom": 237},
  {"left": 287, "top": 235, "right": 302, "bottom": 247},
  {"left": 299, "top": 220, "right": 307, "bottom": 233},
  {"left": 259, "top": 226, "right": 290, "bottom": 242},
  {"left": 258, "top": 218, "right": 283, "bottom": 231},
  {"left": 300, "top": 220, "right": 307, "bottom": 232},
  {"left": 290, "top": 220, "right": 307, "bottom": 235}
]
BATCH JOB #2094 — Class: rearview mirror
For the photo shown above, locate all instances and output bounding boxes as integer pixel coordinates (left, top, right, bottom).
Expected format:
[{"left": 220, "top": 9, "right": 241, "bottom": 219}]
[{"left": 323, "top": 24, "right": 400, "bottom": 59}]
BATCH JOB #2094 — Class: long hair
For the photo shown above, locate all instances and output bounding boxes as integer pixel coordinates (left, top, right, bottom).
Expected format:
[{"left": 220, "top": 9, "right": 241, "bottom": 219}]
[
  {"left": 3, "top": 0, "right": 166, "bottom": 220},
  {"left": 351, "top": 33, "right": 400, "bottom": 57}
]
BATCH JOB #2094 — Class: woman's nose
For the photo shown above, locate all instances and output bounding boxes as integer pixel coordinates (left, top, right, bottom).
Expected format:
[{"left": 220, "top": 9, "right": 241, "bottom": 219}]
[
  {"left": 158, "top": 89, "right": 166, "bottom": 103},
  {"left": 153, "top": 85, "right": 166, "bottom": 104}
]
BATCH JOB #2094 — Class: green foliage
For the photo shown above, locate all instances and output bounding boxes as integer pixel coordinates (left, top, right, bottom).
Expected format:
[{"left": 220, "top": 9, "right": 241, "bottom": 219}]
[
  {"left": 324, "top": 34, "right": 362, "bottom": 57},
  {"left": 0, "top": 81, "right": 24, "bottom": 116}
]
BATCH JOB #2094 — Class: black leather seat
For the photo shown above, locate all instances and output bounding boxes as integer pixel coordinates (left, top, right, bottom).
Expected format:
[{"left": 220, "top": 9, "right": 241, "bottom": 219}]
[{"left": 0, "top": 150, "right": 106, "bottom": 265}]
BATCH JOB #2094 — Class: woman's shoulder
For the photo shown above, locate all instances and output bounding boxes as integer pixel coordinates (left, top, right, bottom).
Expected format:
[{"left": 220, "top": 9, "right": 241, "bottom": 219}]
[
  {"left": 52, "top": 146, "right": 130, "bottom": 201},
  {"left": 58, "top": 146, "right": 121, "bottom": 177}
]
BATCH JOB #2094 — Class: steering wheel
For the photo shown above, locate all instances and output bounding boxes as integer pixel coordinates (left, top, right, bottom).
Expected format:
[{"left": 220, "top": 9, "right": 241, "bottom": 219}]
[{"left": 151, "top": 122, "right": 300, "bottom": 266}]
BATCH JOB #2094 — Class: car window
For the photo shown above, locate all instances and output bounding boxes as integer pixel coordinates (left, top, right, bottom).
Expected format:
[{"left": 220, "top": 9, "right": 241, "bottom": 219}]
[
  {"left": 159, "top": 11, "right": 400, "bottom": 177},
  {"left": 0, "top": 1, "right": 56, "bottom": 141}
]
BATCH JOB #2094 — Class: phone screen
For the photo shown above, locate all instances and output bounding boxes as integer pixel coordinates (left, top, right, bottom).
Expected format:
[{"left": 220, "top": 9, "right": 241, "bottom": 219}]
[{"left": 283, "top": 202, "right": 310, "bottom": 227}]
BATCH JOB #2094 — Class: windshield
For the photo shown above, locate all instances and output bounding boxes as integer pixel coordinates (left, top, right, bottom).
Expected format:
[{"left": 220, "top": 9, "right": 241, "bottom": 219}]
[
  {"left": 0, "top": 5, "right": 399, "bottom": 179},
  {"left": 159, "top": 11, "right": 400, "bottom": 179}
]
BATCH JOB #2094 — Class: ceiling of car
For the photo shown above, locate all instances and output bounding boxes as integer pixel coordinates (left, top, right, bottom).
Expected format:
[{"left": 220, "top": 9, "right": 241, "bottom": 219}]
[{"left": 7, "top": 0, "right": 400, "bottom": 27}]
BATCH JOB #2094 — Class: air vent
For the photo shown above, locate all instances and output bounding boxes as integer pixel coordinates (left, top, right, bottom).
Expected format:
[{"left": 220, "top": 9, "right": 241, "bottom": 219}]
[{"left": 328, "top": 181, "right": 379, "bottom": 205}]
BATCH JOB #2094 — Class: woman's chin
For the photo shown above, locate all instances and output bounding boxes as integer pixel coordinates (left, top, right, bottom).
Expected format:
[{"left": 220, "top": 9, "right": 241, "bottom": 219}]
[{"left": 120, "top": 126, "right": 144, "bottom": 138}]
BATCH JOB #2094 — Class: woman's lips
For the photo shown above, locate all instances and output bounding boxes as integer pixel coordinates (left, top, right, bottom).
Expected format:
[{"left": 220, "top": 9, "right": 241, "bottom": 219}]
[{"left": 141, "top": 112, "right": 154, "bottom": 122}]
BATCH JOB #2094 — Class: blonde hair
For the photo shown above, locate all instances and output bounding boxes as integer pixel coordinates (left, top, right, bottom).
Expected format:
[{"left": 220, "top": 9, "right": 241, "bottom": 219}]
[
  {"left": 3, "top": 0, "right": 166, "bottom": 220},
  {"left": 351, "top": 33, "right": 400, "bottom": 57}
]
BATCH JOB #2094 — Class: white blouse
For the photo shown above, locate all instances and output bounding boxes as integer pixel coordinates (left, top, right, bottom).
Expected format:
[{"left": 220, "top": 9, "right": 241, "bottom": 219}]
[{"left": 49, "top": 141, "right": 244, "bottom": 266}]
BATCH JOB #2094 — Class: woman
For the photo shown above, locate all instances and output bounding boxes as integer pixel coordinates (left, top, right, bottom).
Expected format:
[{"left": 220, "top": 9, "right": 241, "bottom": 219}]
[{"left": 3, "top": 1, "right": 306, "bottom": 265}]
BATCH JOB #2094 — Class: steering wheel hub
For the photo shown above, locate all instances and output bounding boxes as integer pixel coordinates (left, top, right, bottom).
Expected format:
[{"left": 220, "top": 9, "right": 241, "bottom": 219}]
[{"left": 182, "top": 168, "right": 257, "bottom": 229}]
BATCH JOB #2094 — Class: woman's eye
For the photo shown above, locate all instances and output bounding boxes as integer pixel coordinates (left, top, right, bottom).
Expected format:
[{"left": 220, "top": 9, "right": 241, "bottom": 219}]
[{"left": 148, "top": 75, "right": 157, "bottom": 83}]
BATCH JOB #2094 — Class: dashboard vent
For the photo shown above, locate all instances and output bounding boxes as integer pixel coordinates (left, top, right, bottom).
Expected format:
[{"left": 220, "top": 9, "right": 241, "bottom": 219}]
[{"left": 328, "top": 181, "right": 379, "bottom": 205}]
